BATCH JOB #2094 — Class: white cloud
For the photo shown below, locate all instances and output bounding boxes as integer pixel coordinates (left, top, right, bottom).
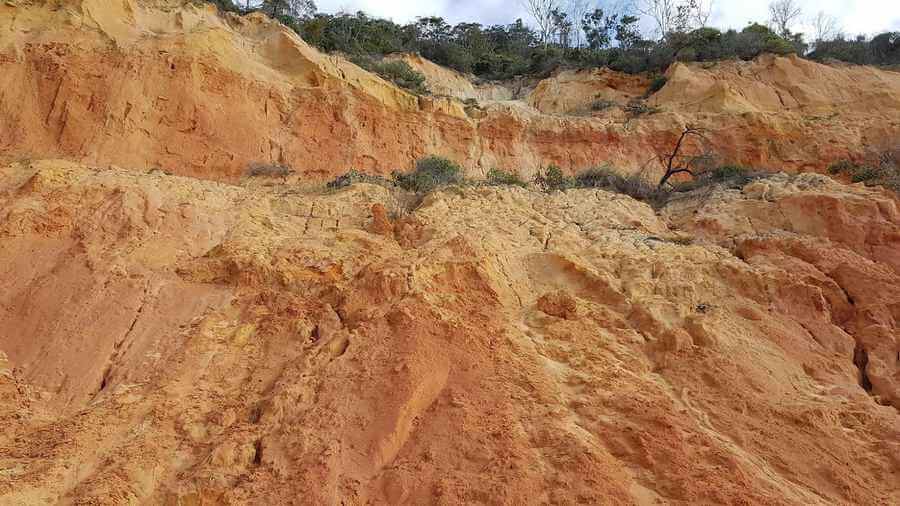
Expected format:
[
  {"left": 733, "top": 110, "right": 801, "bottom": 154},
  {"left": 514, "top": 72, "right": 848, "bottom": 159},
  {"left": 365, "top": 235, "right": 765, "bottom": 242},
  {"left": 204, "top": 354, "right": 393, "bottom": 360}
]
[{"left": 315, "top": 0, "right": 900, "bottom": 37}]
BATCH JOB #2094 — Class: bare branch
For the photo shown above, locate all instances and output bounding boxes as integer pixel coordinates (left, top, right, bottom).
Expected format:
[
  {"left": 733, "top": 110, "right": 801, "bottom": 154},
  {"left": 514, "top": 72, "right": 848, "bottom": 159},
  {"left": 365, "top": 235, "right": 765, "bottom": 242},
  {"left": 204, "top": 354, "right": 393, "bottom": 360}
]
[
  {"left": 657, "top": 125, "right": 707, "bottom": 188},
  {"left": 521, "top": 0, "right": 562, "bottom": 44},
  {"left": 810, "top": 11, "right": 840, "bottom": 43},
  {"left": 768, "top": 0, "right": 802, "bottom": 38}
]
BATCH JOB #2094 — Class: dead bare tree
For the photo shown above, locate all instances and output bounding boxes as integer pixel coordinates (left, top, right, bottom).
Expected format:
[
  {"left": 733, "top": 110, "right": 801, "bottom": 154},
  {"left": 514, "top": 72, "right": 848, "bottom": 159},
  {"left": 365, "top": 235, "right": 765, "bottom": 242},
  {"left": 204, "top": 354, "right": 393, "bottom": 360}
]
[
  {"left": 768, "top": 0, "right": 802, "bottom": 38},
  {"left": 635, "top": 0, "right": 712, "bottom": 39},
  {"left": 567, "top": 0, "right": 592, "bottom": 47},
  {"left": 810, "top": 11, "right": 840, "bottom": 44},
  {"left": 692, "top": 0, "right": 713, "bottom": 28},
  {"left": 635, "top": 0, "right": 679, "bottom": 39},
  {"left": 656, "top": 125, "right": 711, "bottom": 188},
  {"left": 522, "top": 0, "right": 562, "bottom": 45}
]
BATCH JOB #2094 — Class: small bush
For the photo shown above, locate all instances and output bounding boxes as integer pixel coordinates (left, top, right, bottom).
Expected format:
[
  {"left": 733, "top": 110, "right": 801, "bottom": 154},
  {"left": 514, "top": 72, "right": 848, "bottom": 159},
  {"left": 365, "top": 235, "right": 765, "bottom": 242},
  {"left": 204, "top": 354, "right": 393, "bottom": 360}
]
[
  {"left": 828, "top": 159, "right": 858, "bottom": 175},
  {"left": 327, "top": 169, "right": 393, "bottom": 189},
  {"left": 486, "top": 168, "right": 528, "bottom": 187},
  {"left": 394, "top": 156, "right": 463, "bottom": 193},
  {"left": 591, "top": 99, "right": 616, "bottom": 111},
  {"left": 246, "top": 163, "right": 295, "bottom": 178},
  {"left": 534, "top": 165, "right": 574, "bottom": 191},
  {"left": 828, "top": 158, "right": 881, "bottom": 182},
  {"left": 534, "top": 165, "right": 667, "bottom": 205},
  {"left": 573, "top": 166, "right": 665, "bottom": 204},
  {"left": 624, "top": 100, "right": 661, "bottom": 117},
  {"left": 850, "top": 166, "right": 882, "bottom": 183},
  {"left": 644, "top": 75, "right": 668, "bottom": 97},
  {"left": 350, "top": 55, "right": 429, "bottom": 95}
]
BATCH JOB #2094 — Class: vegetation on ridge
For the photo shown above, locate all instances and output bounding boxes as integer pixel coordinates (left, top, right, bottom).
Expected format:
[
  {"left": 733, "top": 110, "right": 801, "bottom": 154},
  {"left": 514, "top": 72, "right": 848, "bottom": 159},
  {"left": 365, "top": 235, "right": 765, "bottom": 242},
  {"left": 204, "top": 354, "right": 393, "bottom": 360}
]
[{"left": 204, "top": 0, "right": 899, "bottom": 83}]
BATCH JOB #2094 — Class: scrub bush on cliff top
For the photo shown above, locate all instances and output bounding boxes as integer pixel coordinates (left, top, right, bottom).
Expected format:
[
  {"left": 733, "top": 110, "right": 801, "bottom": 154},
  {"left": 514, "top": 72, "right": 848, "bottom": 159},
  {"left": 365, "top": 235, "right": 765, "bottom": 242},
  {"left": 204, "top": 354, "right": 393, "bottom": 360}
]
[{"left": 205, "top": 1, "right": 816, "bottom": 81}]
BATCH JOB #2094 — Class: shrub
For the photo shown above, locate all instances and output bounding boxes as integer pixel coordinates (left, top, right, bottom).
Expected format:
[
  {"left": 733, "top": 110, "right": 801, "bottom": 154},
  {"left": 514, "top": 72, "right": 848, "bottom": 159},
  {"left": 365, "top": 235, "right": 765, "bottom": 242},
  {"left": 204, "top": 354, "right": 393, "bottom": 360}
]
[
  {"left": 327, "top": 169, "right": 393, "bottom": 189},
  {"left": 624, "top": 100, "right": 661, "bottom": 117},
  {"left": 851, "top": 166, "right": 882, "bottom": 183},
  {"left": 828, "top": 159, "right": 858, "bottom": 175},
  {"left": 572, "top": 166, "right": 664, "bottom": 203},
  {"left": 828, "top": 159, "right": 877, "bottom": 182},
  {"left": 394, "top": 156, "right": 464, "bottom": 193},
  {"left": 350, "top": 56, "right": 428, "bottom": 95},
  {"left": 644, "top": 75, "right": 668, "bottom": 97},
  {"left": 534, "top": 165, "right": 574, "bottom": 191},
  {"left": 534, "top": 165, "right": 666, "bottom": 205},
  {"left": 486, "top": 168, "right": 528, "bottom": 187},
  {"left": 591, "top": 99, "right": 616, "bottom": 111},
  {"left": 246, "top": 163, "right": 295, "bottom": 178}
]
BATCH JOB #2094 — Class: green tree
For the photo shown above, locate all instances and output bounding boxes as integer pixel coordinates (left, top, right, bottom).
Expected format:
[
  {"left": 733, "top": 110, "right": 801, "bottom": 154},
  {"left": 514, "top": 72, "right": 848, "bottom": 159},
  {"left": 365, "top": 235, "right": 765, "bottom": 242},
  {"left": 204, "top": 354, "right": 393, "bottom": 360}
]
[
  {"left": 582, "top": 8, "right": 617, "bottom": 50},
  {"left": 615, "top": 15, "right": 642, "bottom": 49}
]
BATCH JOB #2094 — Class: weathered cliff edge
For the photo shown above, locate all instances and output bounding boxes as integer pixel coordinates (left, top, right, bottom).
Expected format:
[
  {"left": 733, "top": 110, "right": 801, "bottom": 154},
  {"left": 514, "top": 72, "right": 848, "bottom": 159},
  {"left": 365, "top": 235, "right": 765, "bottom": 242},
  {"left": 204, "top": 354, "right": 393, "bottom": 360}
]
[{"left": 2, "top": 0, "right": 900, "bottom": 181}]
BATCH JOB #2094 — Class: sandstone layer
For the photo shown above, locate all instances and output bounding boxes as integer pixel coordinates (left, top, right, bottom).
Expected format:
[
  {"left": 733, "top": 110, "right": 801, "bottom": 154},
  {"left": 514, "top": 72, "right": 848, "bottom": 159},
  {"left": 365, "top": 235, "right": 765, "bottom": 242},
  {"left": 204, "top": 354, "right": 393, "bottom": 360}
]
[
  {"left": 1, "top": 159, "right": 898, "bottom": 504},
  {"left": 2, "top": 1, "right": 900, "bottom": 182}
]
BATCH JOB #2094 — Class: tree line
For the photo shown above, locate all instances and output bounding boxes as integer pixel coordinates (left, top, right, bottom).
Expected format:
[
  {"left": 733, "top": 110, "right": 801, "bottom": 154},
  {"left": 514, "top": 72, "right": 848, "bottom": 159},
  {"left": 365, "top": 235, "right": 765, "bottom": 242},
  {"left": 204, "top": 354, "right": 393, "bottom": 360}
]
[{"left": 204, "top": 0, "right": 900, "bottom": 81}]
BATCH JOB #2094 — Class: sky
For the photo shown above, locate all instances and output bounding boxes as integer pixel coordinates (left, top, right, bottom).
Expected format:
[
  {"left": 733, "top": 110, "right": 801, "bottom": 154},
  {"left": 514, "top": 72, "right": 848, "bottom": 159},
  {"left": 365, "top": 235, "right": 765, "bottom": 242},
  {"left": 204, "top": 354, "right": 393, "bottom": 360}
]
[{"left": 314, "top": 0, "right": 900, "bottom": 39}]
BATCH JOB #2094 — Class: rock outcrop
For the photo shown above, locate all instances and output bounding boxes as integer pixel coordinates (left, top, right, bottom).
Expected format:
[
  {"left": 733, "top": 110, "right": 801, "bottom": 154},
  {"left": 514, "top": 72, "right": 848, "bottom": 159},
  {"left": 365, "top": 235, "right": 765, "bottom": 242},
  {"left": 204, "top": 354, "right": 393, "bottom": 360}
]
[
  {"left": 1, "top": 1, "right": 899, "bottom": 181},
  {"left": 1, "top": 160, "right": 897, "bottom": 504}
]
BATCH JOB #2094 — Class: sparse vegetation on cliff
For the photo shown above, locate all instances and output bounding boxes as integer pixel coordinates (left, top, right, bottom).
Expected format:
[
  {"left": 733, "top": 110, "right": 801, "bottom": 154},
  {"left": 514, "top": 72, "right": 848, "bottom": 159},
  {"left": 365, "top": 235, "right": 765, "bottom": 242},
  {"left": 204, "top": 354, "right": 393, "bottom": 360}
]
[
  {"left": 828, "top": 149, "right": 900, "bottom": 192},
  {"left": 394, "top": 156, "right": 464, "bottom": 193},
  {"left": 349, "top": 56, "right": 429, "bottom": 94},
  {"left": 486, "top": 168, "right": 528, "bottom": 188}
]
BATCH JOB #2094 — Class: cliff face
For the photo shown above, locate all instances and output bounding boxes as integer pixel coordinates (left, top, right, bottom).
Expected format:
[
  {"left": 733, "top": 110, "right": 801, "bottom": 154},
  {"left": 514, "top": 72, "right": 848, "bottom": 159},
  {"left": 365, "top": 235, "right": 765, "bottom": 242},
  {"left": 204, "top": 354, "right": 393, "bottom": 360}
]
[
  {"left": 1, "top": 160, "right": 898, "bottom": 504},
  {"left": 2, "top": 0, "right": 900, "bottom": 182},
  {"left": 1, "top": 2, "right": 899, "bottom": 504}
]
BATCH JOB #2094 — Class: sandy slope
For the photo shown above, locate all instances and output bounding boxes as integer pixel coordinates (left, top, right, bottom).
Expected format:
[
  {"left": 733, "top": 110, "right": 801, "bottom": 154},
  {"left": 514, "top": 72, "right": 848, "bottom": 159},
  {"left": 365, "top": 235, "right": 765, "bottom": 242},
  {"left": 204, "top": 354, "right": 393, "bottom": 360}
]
[
  {"left": 1, "top": 1, "right": 900, "bottom": 180},
  {"left": 0, "top": 159, "right": 897, "bottom": 504}
]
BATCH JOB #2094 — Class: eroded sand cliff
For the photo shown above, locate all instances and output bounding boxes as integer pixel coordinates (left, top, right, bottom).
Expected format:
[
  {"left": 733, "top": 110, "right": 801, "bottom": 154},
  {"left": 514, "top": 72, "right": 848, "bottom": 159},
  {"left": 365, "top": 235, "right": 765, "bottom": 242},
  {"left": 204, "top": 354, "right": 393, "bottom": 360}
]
[
  {"left": 1, "top": 1, "right": 900, "bottom": 505},
  {"left": 2, "top": 0, "right": 900, "bottom": 180},
  {"left": 1, "top": 160, "right": 899, "bottom": 504}
]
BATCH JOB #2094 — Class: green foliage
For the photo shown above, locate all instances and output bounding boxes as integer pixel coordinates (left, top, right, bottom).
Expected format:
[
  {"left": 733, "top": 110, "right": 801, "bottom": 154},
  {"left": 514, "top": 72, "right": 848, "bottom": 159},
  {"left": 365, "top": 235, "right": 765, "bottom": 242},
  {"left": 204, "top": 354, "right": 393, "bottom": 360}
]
[
  {"left": 828, "top": 154, "right": 899, "bottom": 191},
  {"left": 850, "top": 166, "right": 882, "bottom": 183},
  {"left": 811, "top": 32, "right": 900, "bottom": 65},
  {"left": 615, "top": 15, "right": 642, "bottom": 49},
  {"left": 350, "top": 56, "right": 428, "bottom": 94},
  {"left": 207, "top": 1, "right": 821, "bottom": 81},
  {"left": 486, "top": 168, "right": 528, "bottom": 187},
  {"left": 582, "top": 9, "right": 617, "bottom": 50},
  {"left": 572, "top": 166, "right": 663, "bottom": 203},
  {"left": 534, "top": 165, "right": 666, "bottom": 205},
  {"left": 394, "top": 156, "right": 464, "bottom": 193},
  {"left": 645, "top": 75, "right": 668, "bottom": 97},
  {"left": 534, "top": 165, "right": 573, "bottom": 191},
  {"left": 624, "top": 100, "right": 661, "bottom": 117},
  {"left": 828, "top": 159, "right": 858, "bottom": 174}
]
